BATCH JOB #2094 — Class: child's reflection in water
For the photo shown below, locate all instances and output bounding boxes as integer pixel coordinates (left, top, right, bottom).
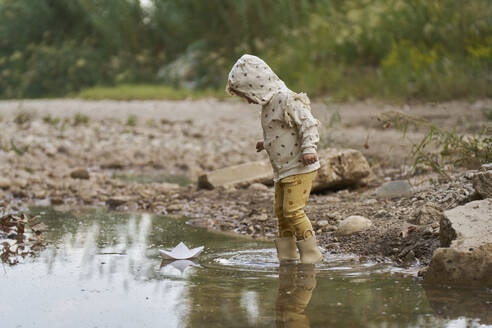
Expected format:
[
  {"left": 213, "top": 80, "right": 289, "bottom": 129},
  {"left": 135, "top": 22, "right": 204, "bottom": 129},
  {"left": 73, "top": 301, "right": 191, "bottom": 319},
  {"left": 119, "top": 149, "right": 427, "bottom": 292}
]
[{"left": 275, "top": 263, "right": 316, "bottom": 328}]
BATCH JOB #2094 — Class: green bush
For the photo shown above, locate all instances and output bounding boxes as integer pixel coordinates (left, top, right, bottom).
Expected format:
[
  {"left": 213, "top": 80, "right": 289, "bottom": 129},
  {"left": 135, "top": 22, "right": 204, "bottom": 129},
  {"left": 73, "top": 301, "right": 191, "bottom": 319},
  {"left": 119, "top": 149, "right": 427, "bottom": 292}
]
[
  {"left": 126, "top": 115, "right": 137, "bottom": 127},
  {"left": 42, "top": 114, "right": 60, "bottom": 126},
  {"left": 14, "top": 109, "right": 34, "bottom": 125},
  {"left": 482, "top": 108, "right": 492, "bottom": 121},
  {"left": 0, "top": 0, "right": 490, "bottom": 101},
  {"left": 73, "top": 113, "right": 89, "bottom": 126},
  {"left": 380, "top": 41, "right": 491, "bottom": 100}
]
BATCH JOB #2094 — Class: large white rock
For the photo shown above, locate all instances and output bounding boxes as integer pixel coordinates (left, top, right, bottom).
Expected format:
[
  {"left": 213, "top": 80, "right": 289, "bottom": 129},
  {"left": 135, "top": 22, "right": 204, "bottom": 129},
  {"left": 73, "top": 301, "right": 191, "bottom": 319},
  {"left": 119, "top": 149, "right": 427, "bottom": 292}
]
[
  {"left": 312, "top": 148, "right": 372, "bottom": 192},
  {"left": 424, "top": 199, "right": 492, "bottom": 287},
  {"left": 197, "top": 148, "right": 372, "bottom": 191},
  {"left": 337, "top": 215, "right": 372, "bottom": 236},
  {"left": 197, "top": 161, "right": 272, "bottom": 189}
]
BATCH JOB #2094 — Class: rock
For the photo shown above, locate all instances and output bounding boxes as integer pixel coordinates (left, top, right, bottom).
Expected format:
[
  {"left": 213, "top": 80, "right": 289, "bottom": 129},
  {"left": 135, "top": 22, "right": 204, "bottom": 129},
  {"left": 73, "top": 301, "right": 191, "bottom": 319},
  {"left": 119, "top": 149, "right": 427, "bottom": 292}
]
[
  {"left": 402, "top": 250, "right": 416, "bottom": 264},
  {"left": 325, "top": 224, "right": 337, "bottom": 232},
  {"left": 424, "top": 199, "right": 492, "bottom": 287},
  {"left": 376, "top": 180, "right": 413, "bottom": 198},
  {"left": 252, "top": 213, "right": 269, "bottom": 221},
  {"left": 408, "top": 203, "right": 444, "bottom": 225},
  {"left": 101, "top": 162, "right": 124, "bottom": 169},
  {"left": 440, "top": 199, "right": 491, "bottom": 249},
  {"left": 0, "top": 177, "right": 10, "bottom": 190},
  {"left": 12, "top": 189, "right": 27, "bottom": 198},
  {"left": 312, "top": 148, "right": 372, "bottom": 192},
  {"left": 31, "top": 223, "right": 48, "bottom": 233},
  {"left": 70, "top": 168, "right": 90, "bottom": 180},
  {"left": 167, "top": 204, "right": 183, "bottom": 212},
  {"left": 43, "top": 143, "right": 57, "bottom": 156},
  {"left": 13, "top": 178, "right": 28, "bottom": 188},
  {"left": 198, "top": 148, "right": 372, "bottom": 191},
  {"left": 198, "top": 161, "right": 273, "bottom": 189},
  {"left": 439, "top": 214, "right": 457, "bottom": 248},
  {"left": 316, "top": 220, "right": 329, "bottom": 227},
  {"left": 34, "top": 198, "right": 51, "bottom": 207},
  {"left": 106, "top": 196, "right": 130, "bottom": 208},
  {"left": 57, "top": 145, "right": 69, "bottom": 154},
  {"left": 123, "top": 202, "right": 140, "bottom": 212},
  {"left": 155, "top": 183, "right": 180, "bottom": 191},
  {"left": 480, "top": 163, "right": 492, "bottom": 171},
  {"left": 473, "top": 170, "right": 492, "bottom": 199},
  {"left": 50, "top": 198, "right": 64, "bottom": 205},
  {"left": 337, "top": 215, "right": 372, "bottom": 236},
  {"left": 248, "top": 183, "right": 269, "bottom": 191}
]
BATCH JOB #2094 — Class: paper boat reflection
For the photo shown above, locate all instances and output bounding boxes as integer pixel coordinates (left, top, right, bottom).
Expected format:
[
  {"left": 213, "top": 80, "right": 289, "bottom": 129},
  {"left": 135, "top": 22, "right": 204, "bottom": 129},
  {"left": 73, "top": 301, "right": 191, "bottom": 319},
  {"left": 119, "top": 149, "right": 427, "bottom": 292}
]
[
  {"left": 160, "top": 259, "right": 200, "bottom": 274},
  {"left": 159, "top": 242, "right": 204, "bottom": 260}
]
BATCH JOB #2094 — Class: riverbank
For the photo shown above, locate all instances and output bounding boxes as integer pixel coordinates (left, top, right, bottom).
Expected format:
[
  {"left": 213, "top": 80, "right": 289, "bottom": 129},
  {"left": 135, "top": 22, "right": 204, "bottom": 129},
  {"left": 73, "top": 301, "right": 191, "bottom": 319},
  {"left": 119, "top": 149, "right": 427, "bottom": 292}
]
[{"left": 1, "top": 98, "right": 490, "bottom": 266}]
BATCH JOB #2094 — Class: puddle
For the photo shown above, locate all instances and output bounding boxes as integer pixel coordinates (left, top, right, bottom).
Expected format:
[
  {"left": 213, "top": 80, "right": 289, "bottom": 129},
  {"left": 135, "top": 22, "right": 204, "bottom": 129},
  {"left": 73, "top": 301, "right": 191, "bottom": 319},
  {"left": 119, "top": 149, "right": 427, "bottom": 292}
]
[
  {"left": 207, "top": 248, "right": 417, "bottom": 277},
  {"left": 1, "top": 208, "right": 491, "bottom": 327}
]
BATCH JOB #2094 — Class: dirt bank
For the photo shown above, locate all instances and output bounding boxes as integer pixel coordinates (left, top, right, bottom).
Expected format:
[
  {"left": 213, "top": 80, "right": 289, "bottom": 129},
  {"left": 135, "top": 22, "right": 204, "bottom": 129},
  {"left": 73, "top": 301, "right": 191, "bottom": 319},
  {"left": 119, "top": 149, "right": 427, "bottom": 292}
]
[{"left": 0, "top": 98, "right": 490, "bottom": 266}]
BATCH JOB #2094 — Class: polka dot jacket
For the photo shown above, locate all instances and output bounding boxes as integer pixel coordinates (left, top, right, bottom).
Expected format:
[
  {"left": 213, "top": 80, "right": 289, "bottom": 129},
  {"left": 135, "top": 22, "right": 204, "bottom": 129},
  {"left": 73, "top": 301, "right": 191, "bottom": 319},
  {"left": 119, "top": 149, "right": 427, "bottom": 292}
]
[{"left": 226, "top": 54, "right": 321, "bottom": 181}]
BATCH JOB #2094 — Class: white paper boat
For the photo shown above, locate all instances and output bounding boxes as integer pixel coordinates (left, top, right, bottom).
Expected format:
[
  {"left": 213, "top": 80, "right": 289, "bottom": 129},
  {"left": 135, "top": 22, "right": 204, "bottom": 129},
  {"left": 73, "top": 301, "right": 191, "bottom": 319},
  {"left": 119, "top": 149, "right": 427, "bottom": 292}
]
[{"left": 159, "top": 242, "right": 204, "bottom": 260}]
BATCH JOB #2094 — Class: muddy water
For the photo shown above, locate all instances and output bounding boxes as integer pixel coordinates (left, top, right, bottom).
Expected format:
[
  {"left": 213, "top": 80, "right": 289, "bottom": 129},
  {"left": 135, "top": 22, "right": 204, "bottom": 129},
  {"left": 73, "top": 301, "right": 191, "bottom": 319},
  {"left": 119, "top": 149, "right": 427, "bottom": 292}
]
[{"left": 1, "top": 208, "right": 491, "bottom": 328}]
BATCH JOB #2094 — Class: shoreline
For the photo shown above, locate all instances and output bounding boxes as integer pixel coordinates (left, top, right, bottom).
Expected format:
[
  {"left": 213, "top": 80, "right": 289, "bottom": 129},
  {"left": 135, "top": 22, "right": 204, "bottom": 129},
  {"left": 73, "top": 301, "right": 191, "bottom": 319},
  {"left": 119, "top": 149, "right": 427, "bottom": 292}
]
[
  {"left": 1, "top": 98, "right": 489, "bottom": 269},
  {"left": 3, "top": 166, "right": 477, "bottom": 268}
]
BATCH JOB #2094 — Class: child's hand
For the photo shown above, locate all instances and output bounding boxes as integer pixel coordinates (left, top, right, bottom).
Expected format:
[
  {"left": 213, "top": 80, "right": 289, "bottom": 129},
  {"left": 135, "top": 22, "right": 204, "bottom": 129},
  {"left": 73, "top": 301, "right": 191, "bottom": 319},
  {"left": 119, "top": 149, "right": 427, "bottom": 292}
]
[
  {"left": 256, "top": 141, "right": 264, "bottom": 152},
  {"left": 302, "top": 153, "right": 318, "bottom": 166}
]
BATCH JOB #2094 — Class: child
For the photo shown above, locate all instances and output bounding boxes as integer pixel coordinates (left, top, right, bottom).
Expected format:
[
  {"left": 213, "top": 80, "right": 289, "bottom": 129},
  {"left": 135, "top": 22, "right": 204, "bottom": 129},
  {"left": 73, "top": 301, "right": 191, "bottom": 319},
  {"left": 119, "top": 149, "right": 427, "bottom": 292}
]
[{"left": 226, "top": 54, "right": 323, "bottom": 264}]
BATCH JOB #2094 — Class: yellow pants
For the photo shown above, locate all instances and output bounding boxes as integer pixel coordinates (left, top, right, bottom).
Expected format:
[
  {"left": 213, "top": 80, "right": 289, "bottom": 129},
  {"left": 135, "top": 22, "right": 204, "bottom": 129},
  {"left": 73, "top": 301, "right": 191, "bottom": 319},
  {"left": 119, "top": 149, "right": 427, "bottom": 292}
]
[{"left": 274, "top": 171, "right": 317, "bottom": 240}]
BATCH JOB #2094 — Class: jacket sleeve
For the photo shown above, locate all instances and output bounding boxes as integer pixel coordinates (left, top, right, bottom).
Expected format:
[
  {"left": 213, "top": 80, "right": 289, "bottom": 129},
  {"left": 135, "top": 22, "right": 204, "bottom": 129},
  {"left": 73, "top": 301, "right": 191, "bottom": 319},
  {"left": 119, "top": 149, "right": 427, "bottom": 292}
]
[{"left": 285, "top": 98, "right": 320, "bottom": 154}]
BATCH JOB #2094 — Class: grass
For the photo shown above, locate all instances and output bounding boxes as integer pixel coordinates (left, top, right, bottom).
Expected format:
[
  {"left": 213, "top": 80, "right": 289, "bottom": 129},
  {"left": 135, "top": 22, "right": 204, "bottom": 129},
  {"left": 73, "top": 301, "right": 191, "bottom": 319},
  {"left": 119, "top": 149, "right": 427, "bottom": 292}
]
[
  {"left": 126, "top": 114, "right": 137, "bottom": 127},
  {"left": 73, "top": 113, "right": 89, "bottom": 126},
  {"left": 378, "top": 110, "right": 492, "bottom": 178},
  {"left": 42, "top": 114, "right": 60, "bottom": 126},
  {"left": 77, "top": 84, "right": 227, "bottom": 101},
  {"left": 14, "top": 110, "right": 34, "bottom": 125},
  {"left": 482, "top": 108, "right": 492, "bottom": 121}
]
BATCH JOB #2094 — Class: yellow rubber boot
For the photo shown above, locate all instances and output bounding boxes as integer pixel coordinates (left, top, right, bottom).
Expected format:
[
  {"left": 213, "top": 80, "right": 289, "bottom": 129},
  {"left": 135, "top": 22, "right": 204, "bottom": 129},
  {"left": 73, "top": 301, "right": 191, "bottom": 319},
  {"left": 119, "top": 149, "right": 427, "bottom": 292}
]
[
  {"left": 296, "top": 232, "right": 323, "bottom": 264},
  {"left": 275, "top": 235, "right": 300, "bottom": 262}
]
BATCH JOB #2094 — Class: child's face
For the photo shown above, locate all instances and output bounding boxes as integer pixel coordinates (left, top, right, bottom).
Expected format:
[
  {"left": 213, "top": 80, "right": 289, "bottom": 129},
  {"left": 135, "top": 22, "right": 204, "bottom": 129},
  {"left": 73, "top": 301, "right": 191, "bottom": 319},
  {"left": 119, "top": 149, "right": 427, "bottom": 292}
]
[{"left": 231, "top": 89, "right": 258, "bottom": 104}]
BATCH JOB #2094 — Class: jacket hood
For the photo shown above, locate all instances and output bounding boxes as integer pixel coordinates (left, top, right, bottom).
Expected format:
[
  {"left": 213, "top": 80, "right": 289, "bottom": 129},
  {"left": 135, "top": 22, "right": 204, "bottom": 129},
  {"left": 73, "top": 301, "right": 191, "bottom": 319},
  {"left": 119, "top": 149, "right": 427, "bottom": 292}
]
[{"left": 226, "top": 54, "right": 287, "bottom": 106}]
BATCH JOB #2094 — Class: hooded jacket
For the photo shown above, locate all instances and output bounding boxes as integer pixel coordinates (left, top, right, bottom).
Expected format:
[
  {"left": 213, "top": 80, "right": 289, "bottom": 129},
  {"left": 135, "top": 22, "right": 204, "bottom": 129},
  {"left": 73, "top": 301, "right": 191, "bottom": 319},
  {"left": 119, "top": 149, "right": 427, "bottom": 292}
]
[{"left": 226, "top": 54, "right": 320, "bottom": 181}]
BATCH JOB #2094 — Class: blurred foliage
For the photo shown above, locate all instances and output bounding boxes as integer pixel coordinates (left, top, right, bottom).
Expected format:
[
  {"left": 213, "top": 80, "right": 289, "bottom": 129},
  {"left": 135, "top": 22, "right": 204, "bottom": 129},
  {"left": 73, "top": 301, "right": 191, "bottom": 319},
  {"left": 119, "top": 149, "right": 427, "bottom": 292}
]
[
  {"left": 77, "top": 84, "right": 225, "bottom": 100},
  {"left": 0, "top": 0, "right": 490, "bottom": 100},
  {"left": 42, "top": 114, "right": 60, "bottom": 126},
  {"left": 482, "top": 108, "right": 492, "bottom": 121},
  {"left": 73, "top": 112, "right": 90, "bottom": 126},
  {"left": 126, "top": 114, "right": 137, "bottom": 127}
]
